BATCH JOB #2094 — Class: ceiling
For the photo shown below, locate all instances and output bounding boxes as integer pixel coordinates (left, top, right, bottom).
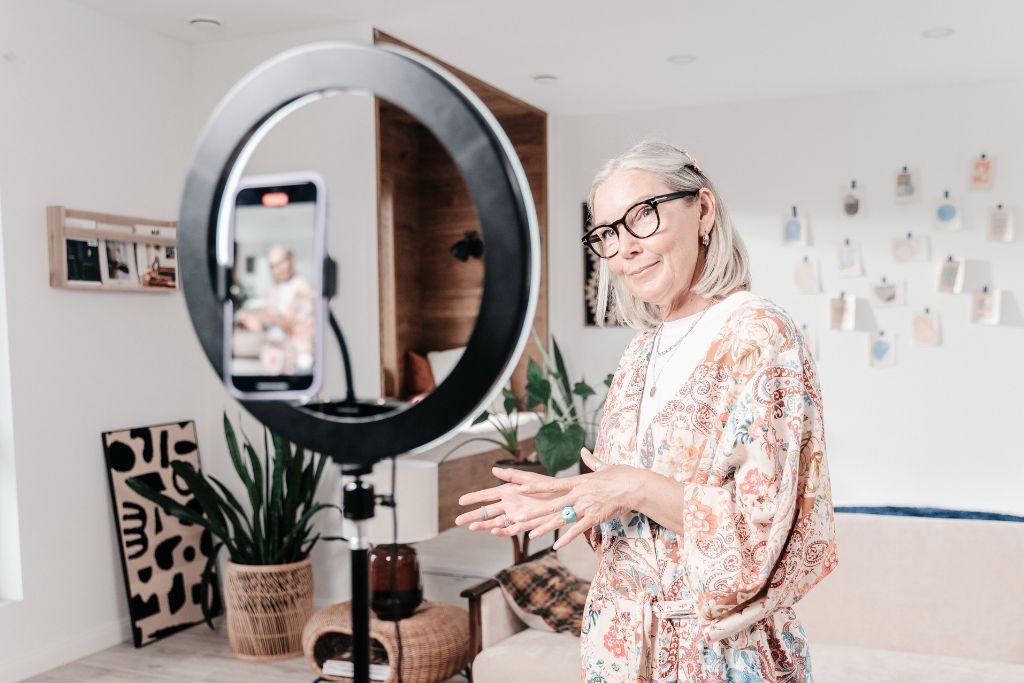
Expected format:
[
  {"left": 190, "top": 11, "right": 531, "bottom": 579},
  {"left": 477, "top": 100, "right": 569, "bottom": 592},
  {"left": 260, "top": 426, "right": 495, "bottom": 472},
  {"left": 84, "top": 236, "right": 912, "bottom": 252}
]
[{"left": 67, "top": 0, "right": 1024, "bottom": 116}]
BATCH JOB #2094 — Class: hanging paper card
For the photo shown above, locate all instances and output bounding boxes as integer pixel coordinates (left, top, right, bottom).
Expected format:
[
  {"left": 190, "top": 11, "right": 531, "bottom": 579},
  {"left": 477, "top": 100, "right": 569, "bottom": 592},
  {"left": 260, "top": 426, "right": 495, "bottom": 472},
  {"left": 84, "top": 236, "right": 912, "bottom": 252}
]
[
  {"left": 969, "top": 153, "right": 994, "bottom": 191},
  {"left": 892, "top": 233, "right": 930, "bottom": 262},
  {"left": 912, "top": 309, "right": 941, "bottom": 347}
]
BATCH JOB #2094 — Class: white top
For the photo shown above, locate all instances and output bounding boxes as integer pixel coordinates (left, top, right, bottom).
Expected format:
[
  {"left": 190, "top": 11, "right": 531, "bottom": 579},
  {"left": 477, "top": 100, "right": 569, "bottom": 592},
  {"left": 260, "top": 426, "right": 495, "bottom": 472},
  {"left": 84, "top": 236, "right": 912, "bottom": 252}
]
[{"left": 637, "top": 290, "right": 757, "bottom": 440}]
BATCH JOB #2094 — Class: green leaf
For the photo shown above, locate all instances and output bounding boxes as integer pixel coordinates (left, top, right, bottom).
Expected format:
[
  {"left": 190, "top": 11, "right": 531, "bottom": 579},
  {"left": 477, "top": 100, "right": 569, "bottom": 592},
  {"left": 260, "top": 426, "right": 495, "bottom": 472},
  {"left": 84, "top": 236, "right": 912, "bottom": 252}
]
[
  {"left": 223, "top": 413, "right": 253, "bottom": 492},
  {"left": 277, "top": 502, "right": 331, "bottom": 560},
  {"left": 525, "top": 358, "right": 551, "bottom": 409},
  {"left": 604, "top": 373, "right": 614, "bottom": 388},
  {"left": 240, "top": 436, "right": 264, "bottom": 561},
  {"left": 241, "top": 438, "right": 264, "bottom": 513},
  {"left": 472, "top": 410, "right": 489, "bottom": 425},
  {"left": 207, "top": 476, "right": 254, "bottom": 560},
  {"left": 503, "top": 429, "right": 519, "bottom": 453},
  {"left": 312, "top": 451, "right": 327, "bottom": 500},
  {"left": 169, "top": 462, "right": 224, "bottom": 525},
  {"left": 300, "top": 533, "right": 321, "bottom": 558},
  {"left": 573, "top": 381, "right": 596, "bottom": 399},
  {"left": 526, "top": 354, "right": 547, "bottom": 383},
  {"left": 534, "top": 421, "right": 585, "bottom": 476},
  {"left": 199, "top": 541, "right": 224, "bottom": 629},
  {"left": 502, "top": 388, "right": 519, "bottom": 416},
  {"left": 262, "top": 426, "right": 271, "bottom": 558},
  {"left": 282, "top": 446, "right": 305, "bottom": 551},
  {"left": 125, "top": 476, "right": 218, "bottom": 537},
  {"left": 551, "top": 336, "right": 576, "bottom": 419},
  {"left": 269, "top": 433, "right": 287, "bottom": 559},
  {"left": 208, "top": 475, "right": 247, "bottom": 520}
]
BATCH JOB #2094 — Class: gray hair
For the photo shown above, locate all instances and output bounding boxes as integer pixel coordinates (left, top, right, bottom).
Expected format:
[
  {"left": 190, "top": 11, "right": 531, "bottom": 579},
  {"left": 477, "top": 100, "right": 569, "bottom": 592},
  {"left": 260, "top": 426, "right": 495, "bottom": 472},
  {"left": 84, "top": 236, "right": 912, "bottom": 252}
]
[{"left": 587, "top": 140, "right": 751, "bottom": 333}]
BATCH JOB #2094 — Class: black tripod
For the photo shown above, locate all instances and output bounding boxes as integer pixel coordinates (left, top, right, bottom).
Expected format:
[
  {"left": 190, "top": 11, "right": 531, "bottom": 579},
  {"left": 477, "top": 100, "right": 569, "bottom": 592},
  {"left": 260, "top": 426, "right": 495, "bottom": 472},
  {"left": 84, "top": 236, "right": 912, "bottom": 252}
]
[{"left": 342, "top": 467, "right": 375, "bottom": 683}]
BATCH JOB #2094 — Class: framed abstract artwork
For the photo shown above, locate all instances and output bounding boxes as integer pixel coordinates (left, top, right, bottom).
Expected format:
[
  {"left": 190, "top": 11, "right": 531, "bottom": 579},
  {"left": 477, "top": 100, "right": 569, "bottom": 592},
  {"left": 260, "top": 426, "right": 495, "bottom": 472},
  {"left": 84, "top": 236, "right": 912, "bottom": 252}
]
[{"left": 102, "top": 420, "right": 221, "bottom": 647}]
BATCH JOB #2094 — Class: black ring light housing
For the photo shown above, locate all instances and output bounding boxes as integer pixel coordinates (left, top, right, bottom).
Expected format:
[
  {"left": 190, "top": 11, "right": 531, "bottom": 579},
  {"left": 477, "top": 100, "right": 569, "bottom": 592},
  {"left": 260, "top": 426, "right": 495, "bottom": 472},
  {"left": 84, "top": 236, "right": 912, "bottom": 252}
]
[{"left": 178, "top": 42, "right": 539, "bottom": 468}]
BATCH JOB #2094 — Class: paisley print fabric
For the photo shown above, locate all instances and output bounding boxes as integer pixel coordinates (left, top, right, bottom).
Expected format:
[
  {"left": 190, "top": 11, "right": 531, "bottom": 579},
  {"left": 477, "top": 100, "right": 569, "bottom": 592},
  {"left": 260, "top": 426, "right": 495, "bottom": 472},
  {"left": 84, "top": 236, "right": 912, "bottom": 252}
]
[{"left": 581, "top": 296, "right": 838, "bottom": 682}]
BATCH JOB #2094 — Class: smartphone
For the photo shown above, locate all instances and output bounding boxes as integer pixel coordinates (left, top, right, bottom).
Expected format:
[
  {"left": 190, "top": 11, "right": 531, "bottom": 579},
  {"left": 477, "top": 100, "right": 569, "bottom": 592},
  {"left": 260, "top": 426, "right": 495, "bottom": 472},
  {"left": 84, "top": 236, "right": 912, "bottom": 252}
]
[{"left": 223, "top": 172, "right": 328, "bottom": 400}]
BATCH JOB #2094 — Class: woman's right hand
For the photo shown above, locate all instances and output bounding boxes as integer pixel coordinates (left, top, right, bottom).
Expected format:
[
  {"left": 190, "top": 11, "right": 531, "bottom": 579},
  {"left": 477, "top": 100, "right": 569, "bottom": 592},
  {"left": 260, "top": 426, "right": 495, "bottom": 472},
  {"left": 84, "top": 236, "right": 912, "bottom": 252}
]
[{"left": 454, "top": 474, "right": 564, "bottom": 533}]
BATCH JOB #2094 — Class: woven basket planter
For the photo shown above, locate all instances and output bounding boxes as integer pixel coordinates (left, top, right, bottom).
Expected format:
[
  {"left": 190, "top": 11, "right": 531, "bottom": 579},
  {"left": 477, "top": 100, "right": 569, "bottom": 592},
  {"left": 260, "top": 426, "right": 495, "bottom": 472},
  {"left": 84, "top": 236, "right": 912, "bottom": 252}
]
[{"left": 225, "top": 557, "right": 314, "bottom": 661}]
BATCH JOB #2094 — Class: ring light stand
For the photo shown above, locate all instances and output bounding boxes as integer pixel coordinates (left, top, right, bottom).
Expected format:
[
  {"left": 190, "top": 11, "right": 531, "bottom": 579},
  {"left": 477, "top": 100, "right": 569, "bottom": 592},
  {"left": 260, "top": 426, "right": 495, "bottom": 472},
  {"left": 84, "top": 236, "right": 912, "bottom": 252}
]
[{"left": 178, "top": 42, "right": 539, "bottom": 683}]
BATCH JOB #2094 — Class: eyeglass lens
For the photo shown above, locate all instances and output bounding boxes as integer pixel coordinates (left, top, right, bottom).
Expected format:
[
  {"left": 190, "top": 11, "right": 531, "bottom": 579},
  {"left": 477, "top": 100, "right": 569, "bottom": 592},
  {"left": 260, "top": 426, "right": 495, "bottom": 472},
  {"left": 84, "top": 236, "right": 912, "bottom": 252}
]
[{"left": 587, "top": 202, "right": 660, "bottom": 258}]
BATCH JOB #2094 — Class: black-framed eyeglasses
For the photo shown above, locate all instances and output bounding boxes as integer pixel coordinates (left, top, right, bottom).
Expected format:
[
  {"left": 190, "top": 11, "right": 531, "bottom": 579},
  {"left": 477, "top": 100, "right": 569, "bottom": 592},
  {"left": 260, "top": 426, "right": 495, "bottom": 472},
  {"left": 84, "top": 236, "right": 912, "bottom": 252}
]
[{"left": 582, "top": 190, "right": 699, "bottom": 258}]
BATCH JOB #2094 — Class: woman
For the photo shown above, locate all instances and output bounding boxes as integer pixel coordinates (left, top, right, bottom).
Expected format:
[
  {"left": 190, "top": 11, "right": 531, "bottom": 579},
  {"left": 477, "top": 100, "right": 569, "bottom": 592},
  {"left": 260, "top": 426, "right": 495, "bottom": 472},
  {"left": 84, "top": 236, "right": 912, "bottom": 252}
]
[{"left": 456, "top": 140, "right": 837, "bottom": 682}]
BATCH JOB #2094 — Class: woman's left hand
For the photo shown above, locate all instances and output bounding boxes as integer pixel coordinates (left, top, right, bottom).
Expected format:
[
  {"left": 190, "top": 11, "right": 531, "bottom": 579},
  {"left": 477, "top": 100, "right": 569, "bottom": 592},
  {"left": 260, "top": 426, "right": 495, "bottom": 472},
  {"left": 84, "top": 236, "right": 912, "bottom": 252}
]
[{"left": 493, "top": 448, "right": 640, "bottom": 550}]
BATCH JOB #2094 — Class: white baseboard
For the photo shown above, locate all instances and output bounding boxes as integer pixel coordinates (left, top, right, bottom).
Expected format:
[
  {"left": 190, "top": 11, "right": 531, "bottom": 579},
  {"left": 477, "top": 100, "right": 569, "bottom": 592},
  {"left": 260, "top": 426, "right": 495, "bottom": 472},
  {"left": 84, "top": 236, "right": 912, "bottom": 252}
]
[{"left": 3, "top": 616, "right": 129, "bottom": 683}]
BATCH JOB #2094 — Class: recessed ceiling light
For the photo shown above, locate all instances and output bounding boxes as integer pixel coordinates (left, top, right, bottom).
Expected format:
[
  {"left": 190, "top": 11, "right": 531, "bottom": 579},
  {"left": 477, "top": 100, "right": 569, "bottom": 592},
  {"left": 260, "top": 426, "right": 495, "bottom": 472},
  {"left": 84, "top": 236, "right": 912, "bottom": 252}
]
[
  {"left": 188, "top": 16, "right": 223, "bottom": 31},
  {"left": 921, "top": 27, "right": 954, "bottom": 39},
  {"left": 532, "top": 74, "right": 558, "bottom": 84},
  {"left": 667, "top": 54, "right": 697, "bottom": 65}
]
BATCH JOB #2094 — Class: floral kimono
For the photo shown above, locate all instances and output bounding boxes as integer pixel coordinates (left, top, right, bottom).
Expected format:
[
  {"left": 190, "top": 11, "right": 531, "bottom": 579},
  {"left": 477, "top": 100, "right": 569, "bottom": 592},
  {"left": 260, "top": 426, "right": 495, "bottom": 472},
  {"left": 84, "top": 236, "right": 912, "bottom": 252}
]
[{"left": 582, "top": 296, "right": 838, "bottom": 683}]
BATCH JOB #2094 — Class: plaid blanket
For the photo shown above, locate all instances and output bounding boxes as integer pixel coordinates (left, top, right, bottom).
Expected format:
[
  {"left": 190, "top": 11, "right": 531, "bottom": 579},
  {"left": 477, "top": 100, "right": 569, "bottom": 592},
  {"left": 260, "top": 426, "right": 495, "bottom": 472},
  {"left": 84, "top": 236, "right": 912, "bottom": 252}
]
[{"left": 495, "top": 552, "right": 590, "bottom": 636}]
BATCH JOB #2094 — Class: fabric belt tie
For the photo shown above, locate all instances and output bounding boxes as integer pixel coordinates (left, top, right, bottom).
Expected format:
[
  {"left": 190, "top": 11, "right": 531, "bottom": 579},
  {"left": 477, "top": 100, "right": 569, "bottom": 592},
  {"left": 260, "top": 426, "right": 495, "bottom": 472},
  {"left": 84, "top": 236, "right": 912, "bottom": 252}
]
[{"left": 636, "top": 597, "right": 698, "bottom": 680}]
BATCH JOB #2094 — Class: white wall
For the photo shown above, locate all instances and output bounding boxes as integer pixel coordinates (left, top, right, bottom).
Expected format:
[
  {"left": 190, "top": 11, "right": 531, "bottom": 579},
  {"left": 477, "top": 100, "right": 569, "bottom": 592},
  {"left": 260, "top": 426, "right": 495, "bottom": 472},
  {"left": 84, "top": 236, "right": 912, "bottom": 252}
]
[
  {"left": 548, "top": 78, "right": 1024, "bottom": 517},
  {"left": 0, "top": 2, "right": 196, "bottom": 680},
  {"left": 0, "top": 4, "right": 376, "bottom": 679}
]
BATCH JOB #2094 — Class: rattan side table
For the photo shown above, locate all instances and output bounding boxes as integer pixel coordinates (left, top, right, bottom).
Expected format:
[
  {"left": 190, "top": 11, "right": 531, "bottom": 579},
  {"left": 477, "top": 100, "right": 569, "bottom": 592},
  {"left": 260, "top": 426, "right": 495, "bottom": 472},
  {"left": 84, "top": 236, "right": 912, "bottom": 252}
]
[{"left": 302, "top": 600, "right": 469, "bottom": 683}]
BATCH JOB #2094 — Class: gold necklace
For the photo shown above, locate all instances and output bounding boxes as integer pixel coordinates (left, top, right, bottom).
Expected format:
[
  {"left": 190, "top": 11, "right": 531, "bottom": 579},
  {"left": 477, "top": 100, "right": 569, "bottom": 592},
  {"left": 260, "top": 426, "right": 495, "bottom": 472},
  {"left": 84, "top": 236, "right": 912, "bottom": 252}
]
[{"left": 648, "top": 303, "right": 713, "bottom": 398}]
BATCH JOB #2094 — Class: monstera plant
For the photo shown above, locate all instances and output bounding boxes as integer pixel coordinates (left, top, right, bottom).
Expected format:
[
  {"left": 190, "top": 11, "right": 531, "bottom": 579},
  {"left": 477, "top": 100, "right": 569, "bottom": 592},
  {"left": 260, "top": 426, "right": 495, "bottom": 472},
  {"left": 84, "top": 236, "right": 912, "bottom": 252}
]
[{"left": 526, "top": 330, "right": 613, "bottom": 475}]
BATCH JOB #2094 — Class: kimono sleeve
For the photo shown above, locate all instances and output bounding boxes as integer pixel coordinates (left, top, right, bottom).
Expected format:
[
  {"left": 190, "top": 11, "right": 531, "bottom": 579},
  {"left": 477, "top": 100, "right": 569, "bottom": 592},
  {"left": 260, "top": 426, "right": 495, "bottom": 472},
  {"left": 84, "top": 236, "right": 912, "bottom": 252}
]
[{"left": 676, "top": 312, "right": 837, "bottom": 644}]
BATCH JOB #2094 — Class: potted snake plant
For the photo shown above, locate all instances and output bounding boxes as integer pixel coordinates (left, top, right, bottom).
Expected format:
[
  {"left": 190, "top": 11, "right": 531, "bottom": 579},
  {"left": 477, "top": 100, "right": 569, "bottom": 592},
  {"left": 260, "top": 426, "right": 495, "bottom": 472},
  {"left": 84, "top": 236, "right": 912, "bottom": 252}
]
[{"left": 127, "top": 413, "right": 335, "bottom": 661}]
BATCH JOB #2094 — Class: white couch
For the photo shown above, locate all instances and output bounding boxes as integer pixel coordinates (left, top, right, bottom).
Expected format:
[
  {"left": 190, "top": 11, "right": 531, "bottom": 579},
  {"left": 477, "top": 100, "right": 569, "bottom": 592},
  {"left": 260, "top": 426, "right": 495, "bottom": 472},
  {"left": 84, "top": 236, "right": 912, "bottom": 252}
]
[{"left": 464, "top": 512, "right": 1024, "bottom": 682}]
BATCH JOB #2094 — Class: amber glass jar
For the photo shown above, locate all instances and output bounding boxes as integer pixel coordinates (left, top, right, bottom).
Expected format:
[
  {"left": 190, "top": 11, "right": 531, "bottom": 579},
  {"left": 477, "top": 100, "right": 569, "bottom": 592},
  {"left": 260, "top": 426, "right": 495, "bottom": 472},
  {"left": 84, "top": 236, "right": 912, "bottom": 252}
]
[{"left": 368, "top": 543, "right": 422, "bottom": 621}]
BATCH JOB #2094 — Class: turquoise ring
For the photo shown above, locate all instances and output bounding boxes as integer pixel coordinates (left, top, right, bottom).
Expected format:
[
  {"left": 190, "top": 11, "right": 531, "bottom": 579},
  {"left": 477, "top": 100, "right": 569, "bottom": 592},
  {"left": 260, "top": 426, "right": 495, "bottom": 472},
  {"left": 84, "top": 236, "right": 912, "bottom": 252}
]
[{"left": 562, "top": 505, "right": 577, "bottom": 524}]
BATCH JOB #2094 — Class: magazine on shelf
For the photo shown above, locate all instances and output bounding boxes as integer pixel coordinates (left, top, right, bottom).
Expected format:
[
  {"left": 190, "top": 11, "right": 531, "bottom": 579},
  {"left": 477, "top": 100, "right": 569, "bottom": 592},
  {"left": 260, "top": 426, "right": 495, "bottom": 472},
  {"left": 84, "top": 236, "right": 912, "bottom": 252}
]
[
  {"left": 66, "top": 238, "right": 102, "bottom": 285},
  {"left": 99, "top": 238, "right": 140, "bottom": 288},
  {"left": 136, "top": 242, "right": 177, "bottom": 289}
]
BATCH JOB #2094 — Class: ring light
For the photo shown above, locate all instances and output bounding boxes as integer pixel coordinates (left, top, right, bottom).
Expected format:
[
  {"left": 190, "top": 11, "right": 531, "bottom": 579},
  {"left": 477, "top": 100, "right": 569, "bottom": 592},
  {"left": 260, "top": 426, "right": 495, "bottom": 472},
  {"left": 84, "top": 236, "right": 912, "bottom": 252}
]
[{"left": 178, "top": 41, "right": 539, "bottom": 467}]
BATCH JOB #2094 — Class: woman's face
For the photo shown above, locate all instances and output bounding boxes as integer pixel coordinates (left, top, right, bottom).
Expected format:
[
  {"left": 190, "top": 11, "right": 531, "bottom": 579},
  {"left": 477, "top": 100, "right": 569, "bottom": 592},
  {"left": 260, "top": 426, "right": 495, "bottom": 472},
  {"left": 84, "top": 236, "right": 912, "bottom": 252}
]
[{"left": 592, "top": 168, "right": 714, "bottom": 312}]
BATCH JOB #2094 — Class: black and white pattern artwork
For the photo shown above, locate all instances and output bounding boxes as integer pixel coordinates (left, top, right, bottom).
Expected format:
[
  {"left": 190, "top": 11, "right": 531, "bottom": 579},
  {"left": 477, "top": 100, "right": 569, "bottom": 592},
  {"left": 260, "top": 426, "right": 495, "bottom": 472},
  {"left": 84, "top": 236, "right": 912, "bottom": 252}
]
[{"left": 102, "top": 421, "right": 221, "bottom": 647}]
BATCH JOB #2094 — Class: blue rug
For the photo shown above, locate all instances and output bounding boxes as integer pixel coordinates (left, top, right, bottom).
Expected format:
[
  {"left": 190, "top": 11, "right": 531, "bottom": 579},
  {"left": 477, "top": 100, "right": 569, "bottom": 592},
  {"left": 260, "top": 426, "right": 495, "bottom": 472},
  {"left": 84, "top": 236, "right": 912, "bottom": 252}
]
[{"left": 835, "top": 505, "right": 1024, "bottom": 523}]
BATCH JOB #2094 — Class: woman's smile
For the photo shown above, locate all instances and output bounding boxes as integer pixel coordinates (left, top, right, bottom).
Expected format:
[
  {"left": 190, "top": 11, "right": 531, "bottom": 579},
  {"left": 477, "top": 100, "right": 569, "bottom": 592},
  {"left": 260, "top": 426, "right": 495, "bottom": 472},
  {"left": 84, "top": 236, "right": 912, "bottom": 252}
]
[{"left": 629, "top": 260, "right": 660, "bottom": 278}]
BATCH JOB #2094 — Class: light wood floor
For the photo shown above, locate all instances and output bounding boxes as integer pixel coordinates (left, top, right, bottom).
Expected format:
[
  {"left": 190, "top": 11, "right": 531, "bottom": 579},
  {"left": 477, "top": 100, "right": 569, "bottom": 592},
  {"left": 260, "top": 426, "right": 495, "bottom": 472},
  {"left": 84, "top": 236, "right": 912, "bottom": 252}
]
[{"left": 26, "top": 619, "right": 468, "bottom": 683}]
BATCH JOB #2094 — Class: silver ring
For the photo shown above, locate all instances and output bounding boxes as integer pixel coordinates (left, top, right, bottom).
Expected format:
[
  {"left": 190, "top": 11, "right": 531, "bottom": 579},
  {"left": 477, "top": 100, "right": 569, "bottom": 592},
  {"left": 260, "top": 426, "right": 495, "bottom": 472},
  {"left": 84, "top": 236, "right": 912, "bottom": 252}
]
[
  {"left": 503, "top": 512, "right": 512, "bottom": 527},
  {"left": 481, "top": 505, "right": 489, "bottom": 521}
]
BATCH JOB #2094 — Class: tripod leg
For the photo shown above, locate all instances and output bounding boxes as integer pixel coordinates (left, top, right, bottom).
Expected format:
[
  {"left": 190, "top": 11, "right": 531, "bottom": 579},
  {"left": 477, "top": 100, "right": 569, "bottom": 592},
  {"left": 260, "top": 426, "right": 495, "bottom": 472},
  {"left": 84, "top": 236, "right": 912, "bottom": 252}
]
[
  {"left": 343, "top": 475, "right": 375, "bottom": 683},
  {"left": 351, "top": 545, "right": 370, "bottom": 683}
]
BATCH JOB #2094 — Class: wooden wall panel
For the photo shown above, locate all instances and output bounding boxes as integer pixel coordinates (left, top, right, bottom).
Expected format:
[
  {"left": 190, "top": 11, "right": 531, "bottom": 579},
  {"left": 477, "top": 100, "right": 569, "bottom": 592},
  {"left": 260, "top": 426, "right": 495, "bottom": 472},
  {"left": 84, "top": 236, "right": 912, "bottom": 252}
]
[
  {"left": 376, "top": 102, "right": 423, "bottom": 397},
  {"left": 374, "top": 30, "right": 548, "bottom": 404}
]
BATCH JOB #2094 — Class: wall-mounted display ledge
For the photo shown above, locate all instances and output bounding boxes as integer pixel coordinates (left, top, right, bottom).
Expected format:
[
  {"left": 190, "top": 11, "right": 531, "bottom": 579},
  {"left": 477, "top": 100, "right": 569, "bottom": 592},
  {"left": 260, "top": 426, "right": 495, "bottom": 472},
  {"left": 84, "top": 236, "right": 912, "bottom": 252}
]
[{"left": 47, "top": 206, "right": 179, "bottom": 292}]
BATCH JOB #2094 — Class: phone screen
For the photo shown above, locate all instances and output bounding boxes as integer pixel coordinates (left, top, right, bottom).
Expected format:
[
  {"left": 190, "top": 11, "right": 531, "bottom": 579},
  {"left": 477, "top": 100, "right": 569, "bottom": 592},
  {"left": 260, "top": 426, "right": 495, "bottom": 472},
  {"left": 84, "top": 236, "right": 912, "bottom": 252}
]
[{"left": 228, "top": 178, "right": 323, "bottom": 396}]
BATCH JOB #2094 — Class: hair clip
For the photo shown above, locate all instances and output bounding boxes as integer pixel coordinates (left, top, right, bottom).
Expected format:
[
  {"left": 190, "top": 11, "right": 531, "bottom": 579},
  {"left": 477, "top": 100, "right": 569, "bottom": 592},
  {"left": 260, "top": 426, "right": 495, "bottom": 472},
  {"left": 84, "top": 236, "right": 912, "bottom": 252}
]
[{"left": 682, "top": 149, "right": 703, "bottom": 174}]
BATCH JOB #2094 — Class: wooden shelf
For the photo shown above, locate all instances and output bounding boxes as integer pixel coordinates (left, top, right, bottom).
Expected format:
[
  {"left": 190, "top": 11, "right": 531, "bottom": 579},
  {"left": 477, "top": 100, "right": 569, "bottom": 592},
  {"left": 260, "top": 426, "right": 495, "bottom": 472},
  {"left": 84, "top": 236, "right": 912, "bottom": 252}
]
[
  {"left": 47, "top": 205, "right": 179, "bottom": 292},
  {"left": 64, "top": 226, "right": 175, "bottom": 247}
]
